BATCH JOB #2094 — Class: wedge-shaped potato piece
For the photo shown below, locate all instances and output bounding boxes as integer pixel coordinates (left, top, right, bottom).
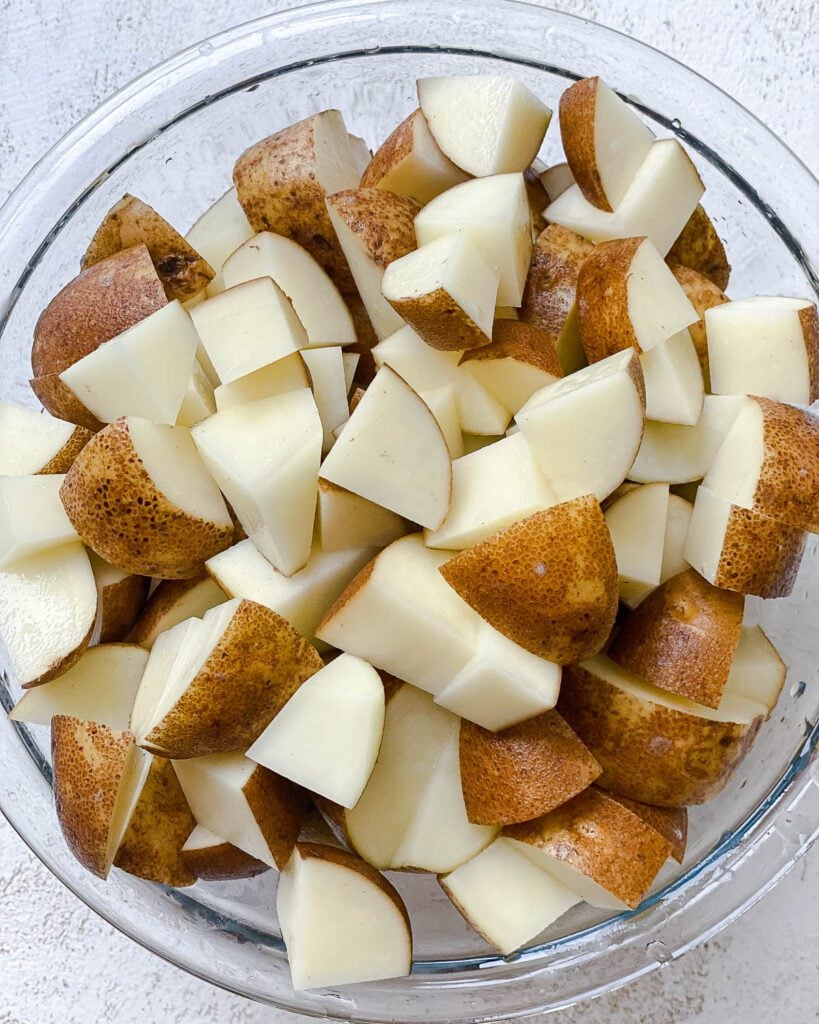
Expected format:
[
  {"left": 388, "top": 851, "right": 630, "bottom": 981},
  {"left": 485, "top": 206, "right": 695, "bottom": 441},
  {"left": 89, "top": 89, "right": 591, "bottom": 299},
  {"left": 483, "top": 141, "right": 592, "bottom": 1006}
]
[
  {"left": 722, "top": 625, "right": 787, "bottom": 714},
  {"left": 558, "top": 655, "right": 766, "bottom": 805},
  {"left": 459, "top": 711, "right": 600, "bottom": 825},
  {"left": 609, "top": 568, "right": 744, "bottom": 708},
  {"left": 185, "top": 188, "right": 253, "bottom": 296},
  {"left": 703, "top": 396, "right": 819, "bottom": 534},
  {"left": 706, "top": 297, "right": 818, "bottom": 405},
  {"left": 131, "top": 598, "right": 322, "bottom": 759},
  {"left": 577, "top": 237, "right": 698, "bottom": 363},
  {"left": 89, "top": 552, "right": 150, "bottom": 643},
  {"left": 221, "top": 232, "right": 356, "bottom": 346},
  {"left": 418, "top": 75, "right": 551, "bottom": 177},
  {"left": 114, "top": 755, "right": 197, "bottom": 886},
  {"left": 192, "top": 389, "right": 321, "bottom": 575},
  {"left": 131, "top": 573, "right": 226, "bottom": 648},
  {"left": 609, "top": 795, "right": 688, "bottom": 864},
  {"left": 234, "top": 110, "right": 365, "bottom": 294},
  {"left": 322, "top": 683, "right": 497, "bottom": 871},
  {"left": 59, "top": 300, "right": 200, "bottom": 425},
  {"left": 83, "top": 194, "right": 214, "bottom": 301},
  {"left": 180, "top": 824, "right": 269, "bottom": 880},
  {"left": 504, "top": 786, "right": 671, "bottom": 909},
  {"left": 0, "top": 475, "right": 78, "bottom": 568},
  {"left": 440, "top": 496, "right": 617, "bottom": 662},
  {"left": 317, "top": 479, "right": 408, "bottom": 553},
  {"left": 213, "top": 352, "right": 309, "bottom": 411},
  {"left": 0, "top": 542, "right": 97, "bottom": 688},
  {"left": 173, "top": 751, "right": 305, "bottom": 868},
  {"left": 361, "top": 108, "right": 469, "bottom": 204},
  {"left": 0, "top": 401, "right": 92, "bottom": 475},
  {"left": 52, "top": 716, "right": 150, "bottom": 878},
  {"left": 546, "top": 140, "right": 704, "bottom": 255},
  {"left": 520, "top": 225, "right": 592, "bottom": 375},
  {"left": 420, "top": 385, "right": 464, "bottom": 459},
  {"left": 605, "top": 482, "right": 670, "bottom": 607},
  {"left": 176, "top": 360, "right": 216, "bottom": 428},
  {"left": 559, "top": 77, "right": 654, "bottom": 212},
  {"left": 207, "top": 538, "right": 373, "bottom": 651},
  {"left": 425, "top": 433, "right": 555, "bottom": 550},
  {"left": 629, "top": 394, "right": 746, "bottom": 484},
  {"left": 640, "top": 329, "right": 704, "bottom": 426},
  {"left": 326, "top": 188, "right": 420, "bottom": 340},
  {"left": 247, "top": 654, "right": 385, "bottom": 808},
  {"left": 415, "top": 173, "right": 532, "bottom": 306},
  {"left": 62, "top": 417, "right": 232, "bottom": 578},
  {"left": 382, "top": 233, "right": 499, "bottom": 351},
  {"left": 10, "top": 643, "right": 147, "bottom": 729},
  {"left": 516, "top": 348, "right": 645, "bottom": 502},
  {"left": 301, "top": 346, "right": 350, "bottom": 452},
  {"left": 278, "top": 843, "right": 412, "bottom": 991},
  {"left": 190, "top": 278, "right": 305, "bottom": 385},
  {"left": 319, "top": 366, "right": 452, "bottom": 530},
  {"left": 32, "top": 245, "right": 167, "bottom": 378},
  {"left": 540, "top": 161, "right": 575, "bottom": 202},
  {"left": 684, "top": 486, "right": 806, "bottom": 598},
  {"left": 667, "top": 204, "right": 731, "bottom": 290},
  {"left": 439, "top": 837, "right": 580, "bottom": 955},
  {"left": 459, "top": 321, "right": 562, "bottom": 413}
]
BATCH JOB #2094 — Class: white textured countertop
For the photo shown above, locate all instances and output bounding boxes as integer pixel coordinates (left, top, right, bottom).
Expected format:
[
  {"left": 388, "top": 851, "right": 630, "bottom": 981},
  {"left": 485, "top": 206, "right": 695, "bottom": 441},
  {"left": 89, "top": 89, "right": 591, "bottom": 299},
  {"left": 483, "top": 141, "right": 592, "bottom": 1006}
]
[{"left": 0, "top": 2, "right": 816, "bottom": 1022}]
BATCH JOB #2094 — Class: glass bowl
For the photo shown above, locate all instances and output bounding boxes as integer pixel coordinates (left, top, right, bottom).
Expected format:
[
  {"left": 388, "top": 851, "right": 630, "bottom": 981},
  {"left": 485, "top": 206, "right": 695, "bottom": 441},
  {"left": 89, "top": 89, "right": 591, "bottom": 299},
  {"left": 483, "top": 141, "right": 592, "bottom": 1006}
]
[{"left": 0, "top": 1, "right": 817, "bottom": 1019}]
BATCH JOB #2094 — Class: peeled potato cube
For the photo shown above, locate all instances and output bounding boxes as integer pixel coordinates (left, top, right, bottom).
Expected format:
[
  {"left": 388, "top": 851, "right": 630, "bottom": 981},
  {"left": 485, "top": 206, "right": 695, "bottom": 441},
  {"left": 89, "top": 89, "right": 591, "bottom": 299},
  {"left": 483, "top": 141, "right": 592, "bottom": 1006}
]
[
  {"left": 301, "top": 346, "right": 351, "bottom": 453},
  {"left": 418, "top": 75, "right": 551, "bottom": 177},
  {"left": 176, "top": 360, "right": 216, "bottom": 428},
  {"left": 604, "top": 482, "right": 670, "bottom": 606},
  {"left": 640, "top": 329, "right": 704, "bottom": 426},
  {"left": 213, "top": 352, "right": 309, "bottom": 411},
  {"left": 185, "top": 187, "right": 253, "bottom": 297},
  {"left": 0, "top": 400, "right": 92, "bottom": 475},
  {"left": 0, "top": 475, "right": 78, "bottom": 568},
  {"left": 722, "top": 626, "right": 787, "bottom": 714}
]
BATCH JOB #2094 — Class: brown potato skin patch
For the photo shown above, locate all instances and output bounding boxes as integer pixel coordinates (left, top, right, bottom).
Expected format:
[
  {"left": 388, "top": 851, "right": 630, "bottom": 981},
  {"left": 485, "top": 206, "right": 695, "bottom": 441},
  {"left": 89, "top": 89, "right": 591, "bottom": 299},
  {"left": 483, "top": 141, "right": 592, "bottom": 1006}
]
[
  {"left": 460, "top": 320, "right": 562, "bottom": 377},
  {"left": 98, "top": 573, "right": 151, "bottom": 643},
  {"left": 520, "top": 225, "right": 592, "bottom": 357},
  {"left": 38, "top": 425, "right": 95, "bottom": 474},
  {"left": 559, "top": 77, "right": 612, "bottom": 212},
  {"left": 558, "top": 664, "right": 762, "bottom": 806},
  {"left": 30, "top": 373, "right": 104, "bottom": 432},
  {"left": 387, "top": 288, "right": 489, "bottom": 352},
  {"left": 667, "top": 204, "right": 731, "bottom": 291},
  {"left": 710, "top": 504, "right": 806, "bottom": 598},
  {"left": 459, "top": 711, "right": 601, "bottom": 825},
  {"left": 798, "top": 303, "right": 819, "bottom": 403},
  {"left": 244, "top": 766, "right": 309, "bottom": 870},
  {"left": 609, "top": 794, "right": 687, "bottom": 863},
  {"left": 523, "top": 165, "right": 549, "bottom": 235},
  {"left": 608, "top": 569, "right": 744, "bottom": 708},
  {"left": 504, "top": 786, "right": 672, "bottom": 908},
  {"left": 327, "top": 188, "right": 420, "bottom": 270},
  {"left": 439, "top": 496, "right": 618, "bottom": 664},
  {"left": 181, "top": 837, "right": 270, "bottom": 881},
  {"left": 576, "top": 236, "right": 645, "bottom": 362}
]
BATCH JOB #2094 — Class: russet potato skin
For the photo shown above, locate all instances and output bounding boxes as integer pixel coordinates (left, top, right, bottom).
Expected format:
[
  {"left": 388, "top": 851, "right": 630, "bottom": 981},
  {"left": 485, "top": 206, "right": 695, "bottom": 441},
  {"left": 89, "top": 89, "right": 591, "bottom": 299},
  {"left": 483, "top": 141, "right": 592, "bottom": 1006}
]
[
  {"left": 51, "top": 716, "right": 135, "bottom": 879},
  {"left": 459, "top": 711, "right": 601, "bottom": 825},
  {"left": 798, "top": 303, "right": 819, "bottom": 403},
  {"left": 32, "top": 245, "right": 167, "bottom": 378},
  {"left": 30, "top": 372, "right": 105, "bottom": 432},
  {"left": 523, "top": 165, "right": 549, "bottom": 235},
  {"left": 60, "top": 418, "right": 234, "bottom": 579},
  {"left": 666, "top": 204, "right": 731, "bottom": 291},
  {"left": 576, "top": 236, "right": 645, "bottom": 362},
  {"left": 558, "top": 77, "right": 613, "bottom": 212},
  {"left": 180, "top": 838, "right": 270, "bottom": 881},
  {"left": 97, "top": 573, "right": 151, "bottom": 643},
  {"left": 243, "top": 766, "right": 309, "bottom": 870},
  {"left": 141, "top": 601, "right": 323, "bottom": 760},
  {"left": 439, "top": 497, "right": 618, "bottom": 664},
  {"left": 388, "top": 288, "right": 489, "bottom": 352},
  {"left": 610, "top": 794, "right": 688, "bottom": 863},
  {"left": 608, "top": 569, "right": 744, "bottom": 708},
  {"left": 558, "top": 664, "right": 763, "bottom": 806},
  {"left": 460, "top": 320, "right": 563, "bottom": 377},
  {"left": 705, "top": 504, "right": 807, "bottom": 598},
  {"left": 82, "top": 195, "right": 214, "bottom": 302},
  {"left": 504, "top": 786, "right": 672, "bottom": 908},
  {"left": 671, "top": 264, "right": 729, "bottom": 384},
  {"left": 38, "top": 425, "right": 95, "bottom": 474},
  {"left": 520, "top": 224, "right": 592, "bottom": 346},
  {"left": 131, "top": 573, "right": 224, "bottom": 647},
  {"left": 326, "top": 188, "right": 421, "bottom": 269}
]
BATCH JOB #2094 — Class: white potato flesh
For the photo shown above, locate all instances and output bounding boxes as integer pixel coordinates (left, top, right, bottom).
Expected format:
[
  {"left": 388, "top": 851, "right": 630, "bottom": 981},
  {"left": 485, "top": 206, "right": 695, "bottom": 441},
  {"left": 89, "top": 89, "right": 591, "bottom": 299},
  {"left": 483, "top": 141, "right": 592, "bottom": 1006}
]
[
  {"left": 60, "top": 301, "right": 199, "bottom": 425},
  {"left": 190, "top": 278, "right": 306, "bottom": 384},
  {"left": 173, "top": 751, "right": 279, "bottom": 866},
  {"left": 127, "top": 418, "right": 232, "bottom": 529},
  {"left": 206, "top": 538, "right": 373, "bottom": 650},
  {"left": 507, "top": 837, "right": 627, "bottom": 911},
  {"left": 316, "top": 534, "right": 479, "bottom": 697},
  {"left": 628, "top": 395, "right": 746, "bottom": 484},
  {"left": 722, "top": 626, "right": 786, "bottom": 713},
  {"left": 415, "top": 173, "right": 532, "bottom": 306},
  {"left": 186, "top": 188, "right": 254, "bottom": 297},
  {"left": 221, "top": 232, "right": 356, "bottom": 347},
  {"left": 0, "top": 400, "right": 80, "bottom": 474},
  {"left": 176, "top": 360, "right": 216, "bottom": 428},
  {"left": 625, "top": 240, "right": 699, "bottom": 352},
  {"left": 247, "top": 654, "right": 385, "bottom": 808},
  {"left": 191, "top": 390, "right": 322, "bottom": 576},
  {"left": 9, "top": 643, "right": 148, "bottom": 729},
  {"left": 706, "top": 296, "right": 816, "bottom": 405},
  {"left": 441, "top": 838, "right": 580, "bottom": 955},
  {"left": 319, "top": 366, "right": 452, "bottom": 529},
  {"left": 604, "top": 482, "right": 669, "bottom": 604},
  {"left": 421, "top": 385, "right": 465, "bottom": 459},
  {"left": 301, "top": 346, "right": 350, "bottom": 453},
  {"left": 312, "top": 109, "right": 367, "bottom": 192},
  {"left": 660, "top": 494, "right": 693, "bottom": 583},
  {"left": 424, "top": 433, "right": 555, "bottom": 550},
  {"left": 342, "top": 353, "right": 359, "bottom": 394},
  {"left": 589, "top": 79, "right": 655, "bottom": 209},
  {"left": 317, "top": 481, "right": 408, "bottom": 553},
  {"left": 515, "top": 349, "right": 645, "bottom": 502},
  {"left": 540, "top": 161, "right": 575, "bottom": 202},
  {"left": 0, "top": 542, "right": 97, "bottom": 687},
  {"left": 435, "top": 623, "right": 561, "bottom": 732},
  {"left": 213, "top": 353, "right": 309, "bottom": 411},
  {"left": 0, "top": 475, "right": 78, "bottom": 568},
  {"left": 545, "top": 140, "right": 704, "bottom": 254},
  {"left": 135, "top": 577, "right": 227, "bottom": 650},
  {"left": 277, "top": 846, "right": 412, "bottom": 991},
  {"left": 418, "top": 75, "right": 551, "bottom": 177},
  {"left": 460, "top": 354, "right": 559, "bottom": 415},
  {"left": 701, "top": 399, "right": 765, "bottom": 509},
  {"left": 640, "top": 329, "right": 704, "bottom": 426},
  {"left": 382, "top": 232, "right": 499, "bottom": 339}
]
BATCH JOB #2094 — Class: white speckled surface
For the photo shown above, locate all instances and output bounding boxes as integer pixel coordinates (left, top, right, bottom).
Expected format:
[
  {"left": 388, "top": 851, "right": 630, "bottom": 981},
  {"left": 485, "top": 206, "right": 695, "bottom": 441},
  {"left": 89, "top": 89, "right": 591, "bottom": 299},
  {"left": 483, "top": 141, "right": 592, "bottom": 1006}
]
[{"left": 0, "top": 2, "right": 816, "bottom": 1021}]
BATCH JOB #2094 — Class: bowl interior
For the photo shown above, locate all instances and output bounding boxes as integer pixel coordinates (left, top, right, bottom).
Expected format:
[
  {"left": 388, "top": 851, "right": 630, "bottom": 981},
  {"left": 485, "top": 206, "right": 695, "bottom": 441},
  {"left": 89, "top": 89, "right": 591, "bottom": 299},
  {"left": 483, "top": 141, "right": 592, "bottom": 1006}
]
[{"left": 0, "top": 3, "right": 817, "bottom": 1021}]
